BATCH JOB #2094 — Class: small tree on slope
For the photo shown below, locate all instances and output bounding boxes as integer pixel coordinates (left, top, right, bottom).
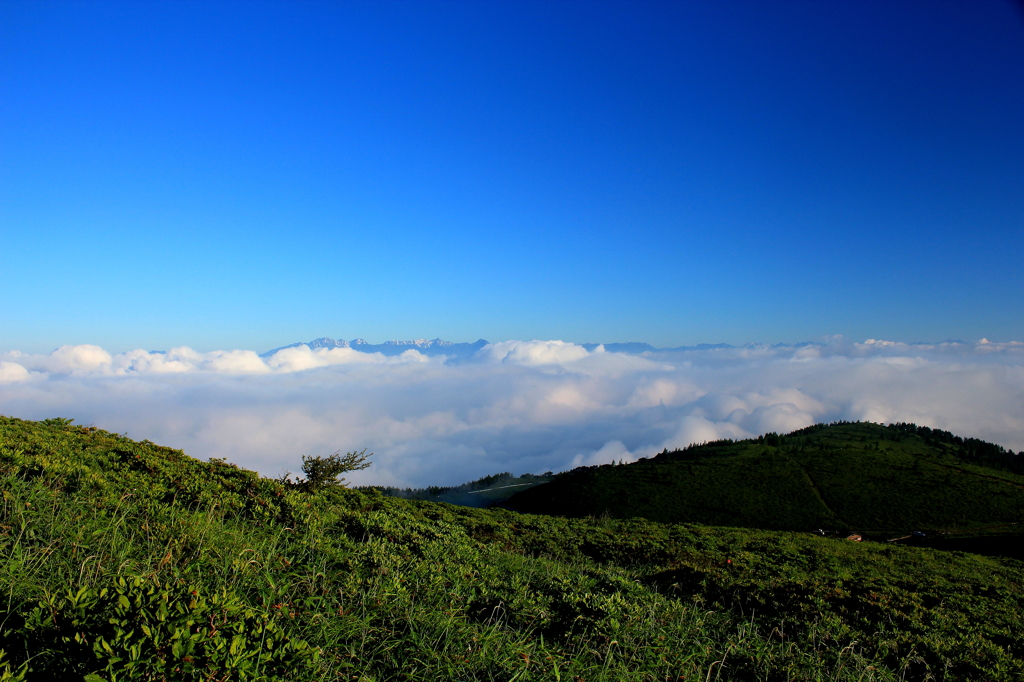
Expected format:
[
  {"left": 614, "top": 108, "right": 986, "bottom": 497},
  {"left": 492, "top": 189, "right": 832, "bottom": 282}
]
[{"left": 286, "top": 449, "right": 372, "bottom": 492}]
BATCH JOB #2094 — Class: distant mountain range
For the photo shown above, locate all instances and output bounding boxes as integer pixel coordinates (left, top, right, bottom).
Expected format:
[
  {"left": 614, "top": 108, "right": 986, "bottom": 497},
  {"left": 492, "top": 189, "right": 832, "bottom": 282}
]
[
  {"left": 261, "top": 337, "right": 822, "bottom": 358},
  {"left": 261, "top": 337, "right": 972, "bottom": 359},
  {"left": 260, "top": 337, "right": 490, "bottom": 358}
]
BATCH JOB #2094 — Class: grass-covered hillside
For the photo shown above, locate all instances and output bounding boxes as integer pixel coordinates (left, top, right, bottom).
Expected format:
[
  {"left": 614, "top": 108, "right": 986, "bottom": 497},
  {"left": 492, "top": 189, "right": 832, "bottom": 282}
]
[
  {"left": 1, "top": 415, "right": 1023, "bottom": 680},
  {"left": 506, "top": 422, "right": 1024, "bottom": 538}
]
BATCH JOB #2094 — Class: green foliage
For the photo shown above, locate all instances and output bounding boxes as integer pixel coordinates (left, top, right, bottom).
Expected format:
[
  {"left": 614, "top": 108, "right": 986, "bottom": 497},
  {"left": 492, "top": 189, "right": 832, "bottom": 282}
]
[
  {"left": 884, "top": 421, "right": 1024, "bottom": 473},
  {"left": 289, "top": 449, "right": 371, "bottom": 492},
  {"left": 0, "top": 415, "right": 1022, "bottom": 680},
  {"left": 508, "top": 421, "right": 1024, "bottom": 534},
  {"left": 14, "top": 575, "right": 314, "bottom": 681}
]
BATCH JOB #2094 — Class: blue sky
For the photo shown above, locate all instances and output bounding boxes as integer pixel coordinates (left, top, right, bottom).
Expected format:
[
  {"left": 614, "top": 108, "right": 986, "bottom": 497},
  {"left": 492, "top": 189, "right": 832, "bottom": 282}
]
[{"left": 3, "top": 0, "right": 1023, "bottom": 354}]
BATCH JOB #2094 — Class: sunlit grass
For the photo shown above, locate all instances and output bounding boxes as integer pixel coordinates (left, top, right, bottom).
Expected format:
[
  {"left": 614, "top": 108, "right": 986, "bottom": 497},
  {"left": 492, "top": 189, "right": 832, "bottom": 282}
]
[{"left": 1, "top": 416, "right": 1021, "bottom": 680}]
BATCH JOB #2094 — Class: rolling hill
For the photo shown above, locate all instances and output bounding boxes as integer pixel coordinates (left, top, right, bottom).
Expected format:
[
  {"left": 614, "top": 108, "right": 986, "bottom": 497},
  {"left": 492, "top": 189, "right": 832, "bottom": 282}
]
[
  {"left": 506, "top": 421, "right": 1024, "bottom": 537},
  {"left": 1, "top": 415, "right": 1022, "bottom": 680}
]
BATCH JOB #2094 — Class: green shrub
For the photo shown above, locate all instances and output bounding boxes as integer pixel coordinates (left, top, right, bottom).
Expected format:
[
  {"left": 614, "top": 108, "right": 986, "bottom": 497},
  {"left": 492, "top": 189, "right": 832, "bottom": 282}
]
[{"left": 7, "top": 575, "right": 316, "bottom": 681}]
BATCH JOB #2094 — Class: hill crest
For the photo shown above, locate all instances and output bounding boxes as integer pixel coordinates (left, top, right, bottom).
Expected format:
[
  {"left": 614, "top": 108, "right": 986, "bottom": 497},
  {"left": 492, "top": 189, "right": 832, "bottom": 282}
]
[{"left": 506, "top": 421, "right": 1024, "bottom": 534}]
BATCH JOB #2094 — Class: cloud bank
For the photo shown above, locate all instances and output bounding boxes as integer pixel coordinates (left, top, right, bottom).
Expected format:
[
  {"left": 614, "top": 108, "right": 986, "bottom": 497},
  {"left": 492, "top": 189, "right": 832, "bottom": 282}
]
[{"left": 1, "top": 338, "right": 1022, "bottom": 487}]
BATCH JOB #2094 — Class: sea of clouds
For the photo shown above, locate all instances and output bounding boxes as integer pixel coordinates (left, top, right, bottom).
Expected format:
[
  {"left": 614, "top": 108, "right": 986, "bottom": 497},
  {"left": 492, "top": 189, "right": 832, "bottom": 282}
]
[{"left": 2, "top": 338, "right": 1023, "bottom": 487}]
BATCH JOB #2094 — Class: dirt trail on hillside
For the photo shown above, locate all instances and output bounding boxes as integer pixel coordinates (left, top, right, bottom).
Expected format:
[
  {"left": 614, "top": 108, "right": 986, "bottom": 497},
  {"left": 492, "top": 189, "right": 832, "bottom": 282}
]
[{"left": 783, "top": 453, "right": 844, "bottom": 525}]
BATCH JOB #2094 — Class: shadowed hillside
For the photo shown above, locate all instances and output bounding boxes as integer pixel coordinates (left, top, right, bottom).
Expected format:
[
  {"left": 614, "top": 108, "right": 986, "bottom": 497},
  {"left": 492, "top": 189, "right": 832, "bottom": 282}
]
[{"left": 506, "top": 422, "right": 1024, "bottom": 536}]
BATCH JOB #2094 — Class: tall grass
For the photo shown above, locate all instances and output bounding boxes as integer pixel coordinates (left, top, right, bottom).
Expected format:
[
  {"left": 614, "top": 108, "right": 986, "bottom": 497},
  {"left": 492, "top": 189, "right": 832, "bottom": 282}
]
[{"left": 1, "top": 416, "right": 1022, "bottom": 680}]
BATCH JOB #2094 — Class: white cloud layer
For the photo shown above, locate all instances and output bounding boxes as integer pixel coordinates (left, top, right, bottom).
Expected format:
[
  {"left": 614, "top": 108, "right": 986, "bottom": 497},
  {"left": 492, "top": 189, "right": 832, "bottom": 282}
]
[{"left": 1, "top": 338, "right": 1022, "bottom": 487}]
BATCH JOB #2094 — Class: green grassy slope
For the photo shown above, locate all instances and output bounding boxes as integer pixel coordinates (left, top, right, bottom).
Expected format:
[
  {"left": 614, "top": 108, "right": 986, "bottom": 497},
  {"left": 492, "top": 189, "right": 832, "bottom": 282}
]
[
  {"left": 1, "top": 416, "right": 1023, "bottom": 680},
  {"left": 506, "top": 422, "right": 1024, "bottom": 534}
]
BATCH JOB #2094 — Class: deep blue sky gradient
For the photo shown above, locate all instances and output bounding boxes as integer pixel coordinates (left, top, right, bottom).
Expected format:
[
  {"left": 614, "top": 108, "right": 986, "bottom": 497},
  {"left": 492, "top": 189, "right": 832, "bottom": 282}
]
[{"left": 2, "top": 0, "right": 1023, "bottom": 353}]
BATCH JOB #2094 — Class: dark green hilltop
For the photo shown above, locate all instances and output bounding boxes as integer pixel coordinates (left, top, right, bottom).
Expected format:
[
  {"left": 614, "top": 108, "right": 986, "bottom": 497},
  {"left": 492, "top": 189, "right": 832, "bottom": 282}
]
[
  {"left": 1, "top": 415, "right": 1023, "bottom": 681},
  {"left": 505, "top": 421, "right": 1024, "bottom": 541}
]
